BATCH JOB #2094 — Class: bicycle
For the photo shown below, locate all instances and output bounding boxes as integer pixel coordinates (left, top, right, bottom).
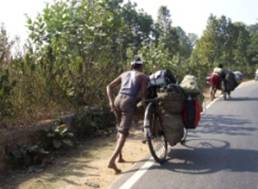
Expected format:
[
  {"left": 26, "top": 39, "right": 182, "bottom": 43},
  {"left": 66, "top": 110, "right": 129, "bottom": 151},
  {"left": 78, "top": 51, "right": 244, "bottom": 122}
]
[
  {"left": 142, "top": 70, "right": 190, "bottom": 163},
  {"left": 143, "top": 97, "right": 168, "bottom": 163}
]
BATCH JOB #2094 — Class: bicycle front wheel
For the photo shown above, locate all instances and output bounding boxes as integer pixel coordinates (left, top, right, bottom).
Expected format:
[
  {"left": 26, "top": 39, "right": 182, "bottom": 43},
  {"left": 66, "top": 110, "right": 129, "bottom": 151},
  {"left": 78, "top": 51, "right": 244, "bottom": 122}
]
[{"left": 144, "top": 103, "right": 168, "bottom": 163}]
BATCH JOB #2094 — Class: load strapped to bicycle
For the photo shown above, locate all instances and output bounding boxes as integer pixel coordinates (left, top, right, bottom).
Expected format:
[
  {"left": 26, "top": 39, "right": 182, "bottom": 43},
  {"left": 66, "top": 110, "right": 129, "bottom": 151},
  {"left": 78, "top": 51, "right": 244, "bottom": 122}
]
[{"left": 141, "top": 70, "right": 203, "bottom": 163}]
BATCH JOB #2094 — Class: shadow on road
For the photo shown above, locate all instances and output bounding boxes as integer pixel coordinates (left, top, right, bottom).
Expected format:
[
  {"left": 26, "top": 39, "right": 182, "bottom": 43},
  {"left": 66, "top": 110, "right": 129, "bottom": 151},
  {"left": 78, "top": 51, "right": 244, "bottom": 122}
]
[
  {"left": 122, "top": 119, "right": 258, "bottom": 176},
  {"left": 120, "top": 138, "right": 258, "bottom": 175},
  {"left": 225, "top": 97, "right": 258, "bottom": 101},
  {"left": 160, "top": 138, "right": 258, "bottom": 175},
  {"left": 196, "top": 114, "right": 256, "bottom": 136}
]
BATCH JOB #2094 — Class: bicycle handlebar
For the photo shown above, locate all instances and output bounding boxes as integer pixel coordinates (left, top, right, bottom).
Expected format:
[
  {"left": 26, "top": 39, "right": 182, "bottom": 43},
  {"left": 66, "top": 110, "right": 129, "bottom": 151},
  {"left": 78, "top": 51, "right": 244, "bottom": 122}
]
[{"left": 136, "top": 98, "right": 159, "bottom": 108}]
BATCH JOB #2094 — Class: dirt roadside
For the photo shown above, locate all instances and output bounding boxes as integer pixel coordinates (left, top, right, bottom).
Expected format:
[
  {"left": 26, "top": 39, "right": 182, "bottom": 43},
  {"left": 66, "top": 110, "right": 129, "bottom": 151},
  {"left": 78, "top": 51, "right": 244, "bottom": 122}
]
[{"left": 0, "top": 128, "right": 149, "bottom": 189}]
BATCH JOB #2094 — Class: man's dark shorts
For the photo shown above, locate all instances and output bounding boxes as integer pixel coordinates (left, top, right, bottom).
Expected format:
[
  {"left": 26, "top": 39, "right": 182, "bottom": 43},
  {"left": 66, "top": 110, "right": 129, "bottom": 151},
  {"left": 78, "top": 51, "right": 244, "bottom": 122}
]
[{"left": 114, "top": 94, "right": 137, "bottom": 135}]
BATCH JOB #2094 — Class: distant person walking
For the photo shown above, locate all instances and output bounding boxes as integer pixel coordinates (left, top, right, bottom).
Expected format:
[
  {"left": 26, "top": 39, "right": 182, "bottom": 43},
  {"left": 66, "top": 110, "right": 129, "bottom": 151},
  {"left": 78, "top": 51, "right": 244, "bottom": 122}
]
[{"left": 208, "top": 64, "right": 226, "bottom": 100}]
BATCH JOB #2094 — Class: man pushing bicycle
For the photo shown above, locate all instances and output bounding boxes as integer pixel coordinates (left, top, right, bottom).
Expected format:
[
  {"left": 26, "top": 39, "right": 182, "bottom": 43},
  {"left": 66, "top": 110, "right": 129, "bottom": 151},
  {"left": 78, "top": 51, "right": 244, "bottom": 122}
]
[{"left": 106, "top": 56, "right": 149, "bottom": 174}]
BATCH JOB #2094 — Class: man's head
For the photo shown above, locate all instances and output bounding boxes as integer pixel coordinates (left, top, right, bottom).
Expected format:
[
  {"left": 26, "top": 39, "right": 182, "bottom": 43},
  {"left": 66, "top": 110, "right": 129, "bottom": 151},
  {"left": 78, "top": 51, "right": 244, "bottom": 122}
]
[
  {"left": 131, "top": 56, "right": 144, "bottom": 71},
  {"left": 218, "top": 64, "right": 223, "bottom": 68}
]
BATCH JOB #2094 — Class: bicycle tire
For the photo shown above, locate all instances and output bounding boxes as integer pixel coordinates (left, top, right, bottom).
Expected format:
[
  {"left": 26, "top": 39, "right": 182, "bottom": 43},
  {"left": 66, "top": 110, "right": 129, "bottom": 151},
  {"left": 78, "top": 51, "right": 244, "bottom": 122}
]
[
  {"left": 221, "top": 81, "right": 227, "bottom": 100},
  {"left": 180, "top": 128, "right": 188, "bottom": 144},
  {"left": 223, "top": 91, "right": 227, "bottom": 100},
  {"left": 144, "top": 103, "right": 168, "bottom": 163}
]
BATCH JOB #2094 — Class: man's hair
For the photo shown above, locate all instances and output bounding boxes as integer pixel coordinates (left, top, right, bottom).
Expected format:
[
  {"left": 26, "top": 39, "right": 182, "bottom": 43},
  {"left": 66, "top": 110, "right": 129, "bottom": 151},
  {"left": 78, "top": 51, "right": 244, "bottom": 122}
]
[
  {"left": 132, "top": 63, "right": 143, "bottom": 70},
  {"left": 218, "top": 64, "right": 223, "bottom": 68}
]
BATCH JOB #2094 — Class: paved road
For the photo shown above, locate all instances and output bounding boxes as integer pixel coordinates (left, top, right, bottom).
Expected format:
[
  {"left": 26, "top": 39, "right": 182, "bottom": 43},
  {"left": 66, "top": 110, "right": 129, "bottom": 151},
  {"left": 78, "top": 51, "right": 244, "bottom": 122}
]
[{"left": 111, "top": 81, "right": 258, "bottom": 189}]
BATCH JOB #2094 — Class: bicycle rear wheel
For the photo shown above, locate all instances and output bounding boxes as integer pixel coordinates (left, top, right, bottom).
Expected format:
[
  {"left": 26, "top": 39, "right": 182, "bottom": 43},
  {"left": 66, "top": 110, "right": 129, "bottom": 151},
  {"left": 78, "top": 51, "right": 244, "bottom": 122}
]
[
  {"left": 144, "top": 103, "right": 168, "bottom": 163},
  {"left": 221, "top": 80, "right": 228, "bottom": 100},
  {"left": 180, "top": 128, "right": 188, "bottom": 144},
  {"left": 223, "top": 92, "right": 227, "bottom": 100}
]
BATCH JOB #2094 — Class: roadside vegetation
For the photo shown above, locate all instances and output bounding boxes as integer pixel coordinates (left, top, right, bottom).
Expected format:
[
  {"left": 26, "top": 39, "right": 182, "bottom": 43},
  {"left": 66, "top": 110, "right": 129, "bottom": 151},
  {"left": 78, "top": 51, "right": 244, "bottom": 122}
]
[{"left": 1, "top": 0, "right": 258, "bottom": 170}]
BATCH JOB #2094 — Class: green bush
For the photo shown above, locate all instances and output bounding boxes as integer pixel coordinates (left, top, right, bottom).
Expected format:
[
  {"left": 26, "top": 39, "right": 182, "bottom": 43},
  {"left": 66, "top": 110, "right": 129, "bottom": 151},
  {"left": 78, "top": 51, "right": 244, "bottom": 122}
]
[
  {"left": 4, "top": 122, "right": 74, "bottom": 169},
  {"left": 72, "top": 106, "right": 115, "bottom": 138},
  {"left": 0, "top": 70, "right": 15, "bottom": 118},
  {"left": 5, "top": 144, "right": 49, "bottom": 169},
  {"left": 39, "top": 122, "right": 75, "bottom": 151}
]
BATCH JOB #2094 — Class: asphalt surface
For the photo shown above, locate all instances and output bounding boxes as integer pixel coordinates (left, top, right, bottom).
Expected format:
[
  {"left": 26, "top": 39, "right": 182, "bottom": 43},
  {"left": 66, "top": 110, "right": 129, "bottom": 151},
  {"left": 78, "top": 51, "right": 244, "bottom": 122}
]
[{"left": 111, "top": 81, "right": 258, "bottom": 189}]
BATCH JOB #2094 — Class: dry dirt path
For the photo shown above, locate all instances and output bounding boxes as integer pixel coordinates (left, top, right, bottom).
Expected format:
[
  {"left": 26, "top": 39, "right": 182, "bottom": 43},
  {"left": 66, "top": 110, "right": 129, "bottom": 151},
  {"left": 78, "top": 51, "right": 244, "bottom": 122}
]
[{"left": 1, "top": 129, "right": 149, "bottom": 189}]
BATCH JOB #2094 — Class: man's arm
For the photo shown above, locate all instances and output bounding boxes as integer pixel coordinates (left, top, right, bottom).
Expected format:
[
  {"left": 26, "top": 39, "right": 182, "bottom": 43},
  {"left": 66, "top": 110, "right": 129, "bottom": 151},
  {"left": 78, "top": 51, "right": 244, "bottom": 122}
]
[{"left": 106, "top": 75, "right": 121, "bottom": 111}]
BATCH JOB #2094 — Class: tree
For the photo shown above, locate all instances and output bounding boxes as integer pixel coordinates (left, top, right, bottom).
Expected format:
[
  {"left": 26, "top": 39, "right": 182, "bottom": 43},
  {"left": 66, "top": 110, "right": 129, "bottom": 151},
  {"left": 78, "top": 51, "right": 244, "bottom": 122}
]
[
  {"left": 175, "top": 27, "right": 192, "bottom": 59},
  {"left": 155, "top": 6, "right": 179, "bottom": 58},
  {"left": 0, "top": 24, "right": 15, "bottom": 117},
  {"left": 25, "top": 0, "right": 154, "bottom": 105},
  {"left": 191, "top": 15, "right": 237, "bottom": 66},
  {"left": 187, "top": 33, "right": 199, "bottom": 48},
  {"left": 0, "top": 24, "right": 13, "bottom": 65},
  {"left": 120, "top": 1, "right": 154, "bottom": 55},
  {"left": 26, "top": 0, "right": 124, "bottom": 105},
  {"left": 191, "top": 15, "right": 219, "bottom": 66},
  {"left": 232, "top": 22, "right": 250, "bottom": 65},
  {"left": 248, "top": 23, "right": 258, "bottom": 65},
  {"left": 157, "top": 6, "right": 172, "bottom": 34}
]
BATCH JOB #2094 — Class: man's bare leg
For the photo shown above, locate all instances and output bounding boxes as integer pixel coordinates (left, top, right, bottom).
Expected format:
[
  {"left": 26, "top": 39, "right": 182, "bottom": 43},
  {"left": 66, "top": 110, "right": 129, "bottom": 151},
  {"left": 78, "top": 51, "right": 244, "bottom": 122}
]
[
  {"left": 210, "top": 87, "right": 215, "bottom": 100},
  {"left": 108, "top": 133, "right": 127, "bottom": 174},
  {"left": 115, "top": 133, "right": 126, "bottom": 163},
  {"left": 117, "top": 152, "right": 125, "bottom": 163}
]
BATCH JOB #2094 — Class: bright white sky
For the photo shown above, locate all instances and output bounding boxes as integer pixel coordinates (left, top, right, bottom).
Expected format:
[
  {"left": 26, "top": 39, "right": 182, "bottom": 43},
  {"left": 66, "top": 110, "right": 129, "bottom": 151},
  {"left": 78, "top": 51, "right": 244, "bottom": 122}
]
[
  {"left": 1, "top": 0, "right": 258, "bottom": 43},
  {"left": 0, "top": 0, "right": 52, "bottom": 43},
  {"left": 133, "top": 0, "right": 258, "bottom": 35}
]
